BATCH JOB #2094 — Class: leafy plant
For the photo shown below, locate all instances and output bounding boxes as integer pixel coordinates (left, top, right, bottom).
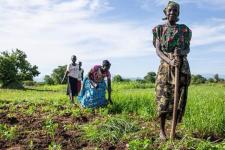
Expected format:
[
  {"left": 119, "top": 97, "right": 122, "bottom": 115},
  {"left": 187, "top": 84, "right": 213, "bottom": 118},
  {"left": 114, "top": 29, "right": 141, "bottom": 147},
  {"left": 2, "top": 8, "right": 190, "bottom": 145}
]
[
  {"left": 29, "top": 140, "right": 34, "bottom": 150},
  {"left": 48, "top": 142, "right": 62, "bottom": 150},
  {"left": 128, "top": 138, "right": 153, "bottom": 150},
  {"left": 0, "top": 124, "right": 17, "bottom": 141},
  {"left": 43, "top": 117, "right": 58, "bottom": 140}
]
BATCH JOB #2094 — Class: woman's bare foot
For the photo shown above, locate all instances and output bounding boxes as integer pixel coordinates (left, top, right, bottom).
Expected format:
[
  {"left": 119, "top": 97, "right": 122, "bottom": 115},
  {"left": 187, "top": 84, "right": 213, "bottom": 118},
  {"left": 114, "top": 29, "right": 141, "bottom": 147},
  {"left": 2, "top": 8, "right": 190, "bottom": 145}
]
[{"left": 159, "top": 131, "right": 167, "bottom": 140}]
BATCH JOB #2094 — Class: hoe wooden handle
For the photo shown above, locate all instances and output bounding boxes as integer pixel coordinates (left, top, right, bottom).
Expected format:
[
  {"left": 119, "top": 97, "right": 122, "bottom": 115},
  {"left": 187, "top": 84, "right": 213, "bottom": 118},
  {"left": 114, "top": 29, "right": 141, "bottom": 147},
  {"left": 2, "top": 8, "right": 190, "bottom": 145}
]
[{"left": 170, "top": 48, "right": 180, "bottom": 140}]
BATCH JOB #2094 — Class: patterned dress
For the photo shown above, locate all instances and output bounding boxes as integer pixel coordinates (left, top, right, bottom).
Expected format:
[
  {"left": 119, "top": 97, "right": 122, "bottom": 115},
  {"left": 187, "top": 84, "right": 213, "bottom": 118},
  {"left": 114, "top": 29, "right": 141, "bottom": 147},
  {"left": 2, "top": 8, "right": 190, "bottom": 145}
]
[
  {"left": 153, "top": 23, "right": 192, "bottom": 119},
  {"left": 78, "top": 65, "right": 111, "bottom": 108}
]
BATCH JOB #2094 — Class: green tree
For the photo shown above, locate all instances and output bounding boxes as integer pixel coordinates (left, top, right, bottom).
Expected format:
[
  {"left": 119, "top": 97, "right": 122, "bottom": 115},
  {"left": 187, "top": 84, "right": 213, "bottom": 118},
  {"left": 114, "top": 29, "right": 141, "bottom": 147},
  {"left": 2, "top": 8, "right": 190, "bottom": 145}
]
[
  {"left": 220, "top": 78, "right": 225, "bottom": 82},
  {"left": 44, "top": 75, "right": 54, "bottom": 85},
  {"left": 113, "top": 74, "right": 123, "bottom": 82},
  {"left": 0, "top": 49, "right": 40, "bottom": 88},
  {"left": 135, "top": 78, "right": 146, "bottom": 83},
  {"left": 44, "top": 65, "right": 67, "bottom": 85},
  {"left": 207, "top": 78, "right": 214, "bottom": 83},
  {"left": 144, "top": 72, "right": 156, "bottom": 83},
  {"left": 214, "top": 74, "right": 220, "bottom": 82},
  {"left": 51, "top": 65, "right": 67, "bottom": 84},
  {"left": 191, "top": 74, "right": 206, "bottom": 84}
]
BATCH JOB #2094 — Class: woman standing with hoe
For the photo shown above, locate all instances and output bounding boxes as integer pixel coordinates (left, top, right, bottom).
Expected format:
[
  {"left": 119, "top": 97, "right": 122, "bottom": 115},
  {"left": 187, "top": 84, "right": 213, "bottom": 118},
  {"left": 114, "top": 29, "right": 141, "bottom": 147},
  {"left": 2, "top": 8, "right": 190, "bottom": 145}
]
[{"left": 152, "top": 1, "right": 192, "bottom": 140}]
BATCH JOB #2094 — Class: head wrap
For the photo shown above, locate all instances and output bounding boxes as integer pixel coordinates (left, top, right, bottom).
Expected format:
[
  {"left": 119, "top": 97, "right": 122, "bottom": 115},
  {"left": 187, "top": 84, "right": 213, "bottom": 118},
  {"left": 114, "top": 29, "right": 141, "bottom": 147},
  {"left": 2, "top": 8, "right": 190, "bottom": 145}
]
[
  {"left": 163, "top": 1, "right": 180, "bottom": 21},
  {"left": 102, "top": 60, "right": 111, "bottom": 67}
]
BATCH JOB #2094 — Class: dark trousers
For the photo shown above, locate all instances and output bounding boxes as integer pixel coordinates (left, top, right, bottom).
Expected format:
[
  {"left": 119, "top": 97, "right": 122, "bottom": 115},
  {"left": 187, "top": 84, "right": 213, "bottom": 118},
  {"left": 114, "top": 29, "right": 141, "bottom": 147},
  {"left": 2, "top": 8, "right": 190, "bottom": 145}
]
[{"left": 67, "top": 76, "right": 78, "bottom": 96}]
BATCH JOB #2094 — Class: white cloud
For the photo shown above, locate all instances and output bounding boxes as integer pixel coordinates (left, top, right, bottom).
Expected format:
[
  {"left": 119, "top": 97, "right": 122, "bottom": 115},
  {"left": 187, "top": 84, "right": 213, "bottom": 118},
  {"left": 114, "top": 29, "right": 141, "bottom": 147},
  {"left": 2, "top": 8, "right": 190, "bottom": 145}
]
[
  {"left": 138, "top": 1, "right": 225, "bottom": 48},
  {"left": 139, "top": 0, "right": 225, "bottom": 10},
  {"left": 0, "top": 0, "right": 153, "bottom": 76},
  {"left": 1, "top": 0, "right": 224, "bottom": 77},
  {"left": 189, "top": 19, "right": 225, "bottom": 75},
  {"left": 181, "top": 0, "right": 225, "bottom": 9},
  {"left": 191, "top": 19, "right": 225, "bottom": 47}
]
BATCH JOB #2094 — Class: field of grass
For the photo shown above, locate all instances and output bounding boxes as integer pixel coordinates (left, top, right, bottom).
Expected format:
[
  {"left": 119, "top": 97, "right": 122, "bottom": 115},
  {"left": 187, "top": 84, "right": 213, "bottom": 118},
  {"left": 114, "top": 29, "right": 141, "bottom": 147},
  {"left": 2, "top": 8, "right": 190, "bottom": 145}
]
[{"left": 0, "top": 82, "right": 225, "bottom": 149}]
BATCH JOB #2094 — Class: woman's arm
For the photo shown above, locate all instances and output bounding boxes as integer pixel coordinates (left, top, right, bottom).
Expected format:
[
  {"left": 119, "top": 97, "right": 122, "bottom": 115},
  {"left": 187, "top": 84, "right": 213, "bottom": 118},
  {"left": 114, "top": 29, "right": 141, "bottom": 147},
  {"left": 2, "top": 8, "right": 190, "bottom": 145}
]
[
  {"left": 107, "top": 78, "right": 112, "bottom": 104},
  {"left": 81, "top": 69, "right": 84, "bottom": 81},
  {"left": 156, "top": 39, "right": 179, "bottom": 67},
  {"left": 155, "top": 39, "right": 171, "bottom": 64}
]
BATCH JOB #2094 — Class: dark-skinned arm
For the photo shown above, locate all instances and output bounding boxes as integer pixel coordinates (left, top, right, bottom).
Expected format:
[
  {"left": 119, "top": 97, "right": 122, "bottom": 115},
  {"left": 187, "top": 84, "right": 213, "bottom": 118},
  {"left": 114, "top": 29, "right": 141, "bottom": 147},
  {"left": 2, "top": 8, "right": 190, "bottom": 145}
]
[
  {"left": 155, "top": 39, "right": 171, "bottom": 64},
  {"left": 107, "top": 78, "right": 112, "bottom": 104},
  {"left": 81, "top": 69, "right": 84, "bottom": 81},
  {"left": 156, "top": 39, "right": 179, "bottom": 67}
]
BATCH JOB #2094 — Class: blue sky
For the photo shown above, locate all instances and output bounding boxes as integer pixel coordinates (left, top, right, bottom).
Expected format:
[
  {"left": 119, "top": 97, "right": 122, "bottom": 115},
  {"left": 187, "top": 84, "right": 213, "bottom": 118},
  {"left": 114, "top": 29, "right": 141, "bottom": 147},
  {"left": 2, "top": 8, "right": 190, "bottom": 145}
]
[{"left": 0, "top": 0, "right": 225, "bottom": 79}]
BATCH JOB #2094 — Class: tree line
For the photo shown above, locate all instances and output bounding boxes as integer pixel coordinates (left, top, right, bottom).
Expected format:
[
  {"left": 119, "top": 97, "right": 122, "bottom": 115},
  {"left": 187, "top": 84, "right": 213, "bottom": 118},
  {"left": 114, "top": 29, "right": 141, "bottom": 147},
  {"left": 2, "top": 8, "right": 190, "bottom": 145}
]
[
  {"left": 113, "top": 73, "right": 225, "bottom": 84},
  {"left": 0, "top": 50, "right": 224, "bottom": 88}
]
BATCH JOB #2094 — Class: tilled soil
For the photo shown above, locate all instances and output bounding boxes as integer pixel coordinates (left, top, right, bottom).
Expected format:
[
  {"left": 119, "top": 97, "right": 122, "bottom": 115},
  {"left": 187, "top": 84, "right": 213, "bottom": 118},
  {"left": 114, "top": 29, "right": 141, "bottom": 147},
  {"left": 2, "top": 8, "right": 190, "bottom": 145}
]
[
  {"left": 0, "top": 104, "right": 127, "bottom": 150},
  {"left": 1, "top": 103, "right": 224, "bottom": 150}
]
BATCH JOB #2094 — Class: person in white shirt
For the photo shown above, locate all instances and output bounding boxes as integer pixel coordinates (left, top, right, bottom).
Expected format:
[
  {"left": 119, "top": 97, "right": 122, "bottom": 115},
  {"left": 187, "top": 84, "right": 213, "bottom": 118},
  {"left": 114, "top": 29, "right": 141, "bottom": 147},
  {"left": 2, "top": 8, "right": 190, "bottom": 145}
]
[{"left": 62, "top": 55, "right": 79, "bottom": 104}]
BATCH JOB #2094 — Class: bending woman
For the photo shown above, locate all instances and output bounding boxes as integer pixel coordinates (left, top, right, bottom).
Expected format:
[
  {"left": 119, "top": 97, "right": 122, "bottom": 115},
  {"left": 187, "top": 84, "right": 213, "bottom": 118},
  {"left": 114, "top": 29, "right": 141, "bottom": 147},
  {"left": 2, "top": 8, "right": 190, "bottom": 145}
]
[{"left": 78, "top": 60, "right": 112, "bottom": 108}]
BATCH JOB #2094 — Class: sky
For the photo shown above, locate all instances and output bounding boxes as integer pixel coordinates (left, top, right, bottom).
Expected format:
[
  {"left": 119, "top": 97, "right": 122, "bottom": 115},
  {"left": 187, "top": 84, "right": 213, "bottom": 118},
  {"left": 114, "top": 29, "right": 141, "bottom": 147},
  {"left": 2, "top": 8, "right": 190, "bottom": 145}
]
[{"left": 0, "top": 0, "right": 225, "bottom": 79}]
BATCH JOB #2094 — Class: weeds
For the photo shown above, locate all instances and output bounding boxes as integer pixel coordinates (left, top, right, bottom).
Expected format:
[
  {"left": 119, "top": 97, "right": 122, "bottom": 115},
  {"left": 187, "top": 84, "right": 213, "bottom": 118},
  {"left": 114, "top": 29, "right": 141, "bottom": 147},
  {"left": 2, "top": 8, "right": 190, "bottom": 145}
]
[
  {"left": 43, "top": 116, "right": 58, "bottom": 140},
  {"left": 83, "top": 117, "right": 139, "bottom": 144},
  {"left": 0, "top": 124, "right": 17, "bottom": 141},
  {"left": 128, "top": 138, "right": 153, "bottom": 150},
  {"left": 48, "top": 142, "right": 62, "bottom": 150},
  {"left": 28, "top": 140, "right": 34, "bottom": 150}
]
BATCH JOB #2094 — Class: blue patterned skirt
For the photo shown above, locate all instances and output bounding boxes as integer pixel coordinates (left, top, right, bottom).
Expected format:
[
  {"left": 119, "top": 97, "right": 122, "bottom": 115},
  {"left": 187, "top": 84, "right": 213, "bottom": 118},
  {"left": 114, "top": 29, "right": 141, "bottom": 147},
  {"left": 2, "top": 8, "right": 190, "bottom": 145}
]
[{"left": 78, "top": 77, "right": 108, "bottom": 108}]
